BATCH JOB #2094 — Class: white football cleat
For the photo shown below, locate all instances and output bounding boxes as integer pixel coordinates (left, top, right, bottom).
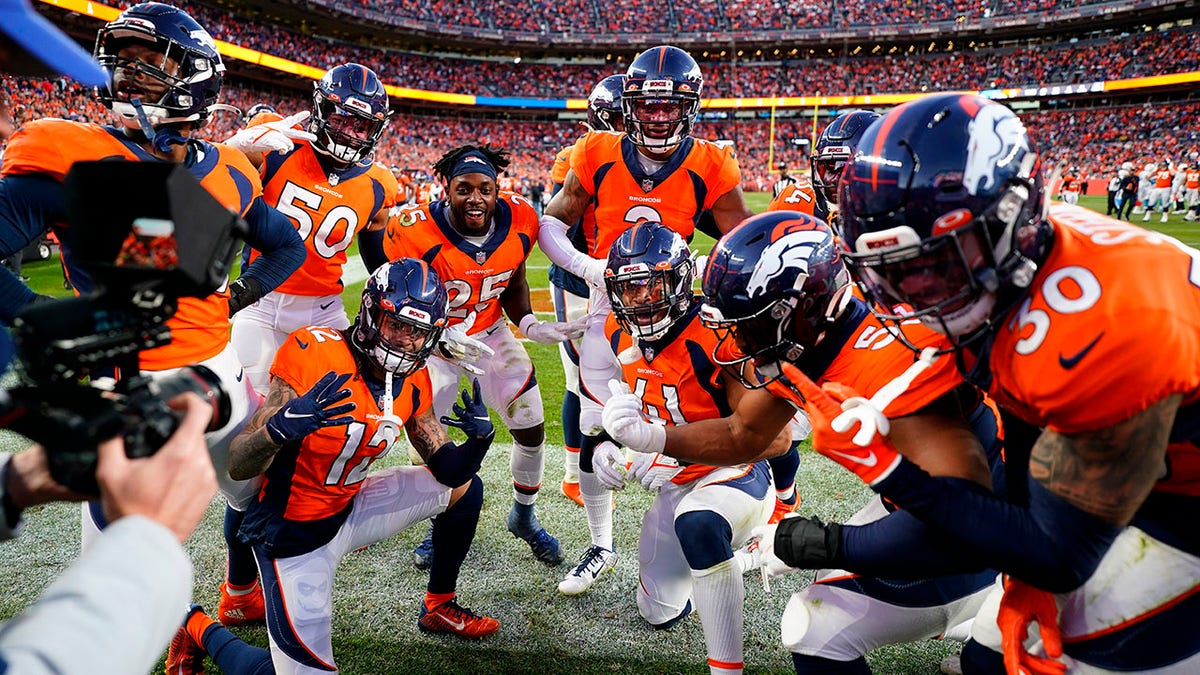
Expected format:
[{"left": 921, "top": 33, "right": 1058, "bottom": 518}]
[{"left": 557, "top": 545, "right": 618, "bottom": 596}]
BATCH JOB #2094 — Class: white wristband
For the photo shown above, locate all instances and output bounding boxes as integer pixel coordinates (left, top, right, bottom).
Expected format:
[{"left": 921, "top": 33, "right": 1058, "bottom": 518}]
[{"left": 518, "top": 314, "right": 538, "bottom": 335}]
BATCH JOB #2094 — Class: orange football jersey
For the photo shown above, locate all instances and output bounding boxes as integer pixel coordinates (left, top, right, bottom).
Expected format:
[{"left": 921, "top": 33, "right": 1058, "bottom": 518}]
[
  {"left": 550, "top": 144, "right": 573, "bottom": 186},
  {"left": 383, "top": 191, "right": 539, "bottom": 333},
  {"left": 1185, "top": 170, "right": 1199, "bottom": 190},
  {"left": 606, "top": 303, "right": 733, "bottom": 484},
  {"left": 1154, "top": 169, "right": 1173, "bottom": 189},
  {"left": 765, "top": 298, "right": 965, "bottom": 418},
  {"left": 568, "top": 131, "right": 741, "bottom": 259},
  {"left": 982, "top": 205, "right": 1200, "bottom": 430},
  {"left": 248, "top": 139, "right": 398, "bottom": 296},
  {"left": 767, "top": 178, "right": 820, "bottom": 214},
  {"left": 264, "top": 325, "right": 430, "bottom": 522},
  {"left": 1, "top": 119, "right": 262, "bottom": 370}
]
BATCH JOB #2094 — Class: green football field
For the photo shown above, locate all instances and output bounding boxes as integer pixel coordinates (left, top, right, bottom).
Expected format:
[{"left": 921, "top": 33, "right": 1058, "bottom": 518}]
[{"left": 0, "top": 193, "right": 1195, "bottom": 673}]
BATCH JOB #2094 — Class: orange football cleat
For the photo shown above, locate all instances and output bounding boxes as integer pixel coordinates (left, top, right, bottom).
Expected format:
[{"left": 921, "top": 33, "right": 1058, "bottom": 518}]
[
  {"left": 767, "top": 497, "right": 800, "bottom": 525},
  {"left": 418, "top": 599, "right": 500, "bottom": 639},
  {"left": 165, "top": 605, "right": 208, "bottom": 675},
  {"left": 560, "top": 480, "right": 584, "bottom": 506},
  {"left": 218, "top": 580, "right": 265, "bottom": 626}
]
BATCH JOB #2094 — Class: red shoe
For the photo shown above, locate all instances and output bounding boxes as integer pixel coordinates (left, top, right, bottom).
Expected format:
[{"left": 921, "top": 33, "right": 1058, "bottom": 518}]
[
  {"left": 418, "top": 599, "right": 500, "bottom": 639},
  {"left": 218, "top": 581, "right": 265, "bottom": 626},
  {"left": 165, "top": 605, "right": 208, "bottom": 675},
  {"left": 561, "top": 480, "right": 583, "bottom": 507},
  {"left": 767, "top": 497, "right": 799, "bottom": 525}
]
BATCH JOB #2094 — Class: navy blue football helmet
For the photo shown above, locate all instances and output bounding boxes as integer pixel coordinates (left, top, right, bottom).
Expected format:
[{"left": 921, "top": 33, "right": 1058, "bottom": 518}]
[
  {"left": 605, "top": 222, "right": 695, "bottom": 341},
  {"left": 701, "top": 211, "right": 852, "bottom": 387},
  {"left": 312, "top": 63, "right": 389, "bottom": 164},
  {"left": 838, "top": 94, "right": 1049, "bottom": 348},
  {"left": 94, "top": 2, "right": 224, "bottom": 128},
  {"left": 244, "top": 102, "right": 276, "bottom": 122},
  {"left": 587, "top": 74, "right": 626, "bottom": 132},
  {"left": 622, "top": 46, "right": 702, "bottom": 153},
  {"left": 811, "top": 109, "right": 880, "bottom": 206},
  {"left": 352, "top": 258, "right": 448, "bottom": 376}
]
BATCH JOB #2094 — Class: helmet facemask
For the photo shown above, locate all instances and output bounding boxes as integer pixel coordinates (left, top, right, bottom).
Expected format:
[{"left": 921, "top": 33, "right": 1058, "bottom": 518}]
[
  {"left": 355, "top": 295, "right": 443, "bottom": 377},
  {"left": 623, "top": 93, "right": 699, "bottom": 153},
  {"left": 312, "top": 88, "right": 387, "bottom": 164},
  {"left": 607, "top": 259, "right": 693, "bottom": 341}
]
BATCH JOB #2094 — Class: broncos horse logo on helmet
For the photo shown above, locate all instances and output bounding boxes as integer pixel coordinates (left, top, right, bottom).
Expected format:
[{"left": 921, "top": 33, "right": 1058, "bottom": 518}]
[
  {"left": 351, "top": 258, "right": 448, "bottom": 376},
  {"left": 701, "top": 211, "right": 852, "bottom": 387},
  {"left": 311, "top": 63, "right": 390, "bottom": 165},
  {"left": 838, "top": 93, "right": 1050, "bottom": 351},
  {"left": 587, "top": 74, "right": 626, "bottom": 132}
]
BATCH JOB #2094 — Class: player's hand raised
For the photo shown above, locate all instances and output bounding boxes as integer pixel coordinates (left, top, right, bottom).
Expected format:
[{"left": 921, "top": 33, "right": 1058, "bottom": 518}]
[
  {"left": 601, "top": 379, "right": 664, "bottom": 455},
  {"left": 437, "top": 311, "right": 495, "bottom": 371},
  {"left": 519, "top": 314, "right": 587, "bottom": 344},
  {"left": 224, "top": 110, "right": 317, "bottom": 155},
  {"left": 440, "top": 378, "right": 494, "bottom": 441},
  {"left": 265, "top": 371, "right": 356, "bottom": 444}
]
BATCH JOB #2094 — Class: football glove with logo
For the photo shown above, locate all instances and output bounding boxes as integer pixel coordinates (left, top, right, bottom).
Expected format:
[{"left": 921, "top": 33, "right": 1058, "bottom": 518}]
[
  {"left": 428, "top": 379, "right": 495, "bottom": 487},
  {"left": 591, "top": 441, "right": 628, "bottom": 491},
  {"left": 266, "top": 371, "right": 356, "bottom": 444},
  {"left": 224, "top": 110, "right": 317, "bottom": 155},
  {"left": 437, "top": 311, "right": 494, "bottom": 375},
  {"left": 628, "top": 452, "right": 680, "bottom": 492}
]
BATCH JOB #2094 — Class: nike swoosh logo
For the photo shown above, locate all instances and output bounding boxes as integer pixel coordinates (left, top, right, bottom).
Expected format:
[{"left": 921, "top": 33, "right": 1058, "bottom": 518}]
[
  {"left": 1058, "top": 333, "right": 1104, "bottom": 370},
  {"left": 295, "top": 337, "right": 310, "bottom": 349},
  {"left": 442, "top": 616, "right": 467, "bottom": 631},
  {"left": 319, "top": 300, "right": 335, "bottom": 310},
  {"left": 282, "top": 410, "right": 312, "bottom": 419},
  {"left": 235, "top": 369, "right": 244, "bottom": 382},
  {"left": 826, "top": 449, "right": 878, "bottom": 467}
]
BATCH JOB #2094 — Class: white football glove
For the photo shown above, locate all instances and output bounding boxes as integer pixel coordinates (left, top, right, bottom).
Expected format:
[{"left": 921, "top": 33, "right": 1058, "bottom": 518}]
[
  {"left": 519, "top": 314, "right": 588, "bottom": 345},
  {"left": 747, "top": 520, "right": 800, "bottom": 579},
  {"left": 602, "top": 380, "right": 665, "bottom": 454},
  {"left": 581, "top": 257, "right": 608, "bottom": 292},
  {"left": 224, "top": 110, "right": 317, "bottom": 155},
  {"left": 437, "top": 311, "right": 495, "bottom": 375},
  {"left": 627, "top": 452, "right": 680, "bottom": 492},
  {"left": 591, "top": 441, "right": 628, "bottom": 491}
]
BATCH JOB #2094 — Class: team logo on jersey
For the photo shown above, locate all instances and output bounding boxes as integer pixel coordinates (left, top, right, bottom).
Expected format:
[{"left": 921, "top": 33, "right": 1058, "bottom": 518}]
[
  {"left": 641, "top": 179, "right": 655, "bottom": 193},
  {"left": 328, "top": 172, "right": 341, "bottom": 186},
  {"left": 475, "top": 251, "right": 487, "bottom": 264}
]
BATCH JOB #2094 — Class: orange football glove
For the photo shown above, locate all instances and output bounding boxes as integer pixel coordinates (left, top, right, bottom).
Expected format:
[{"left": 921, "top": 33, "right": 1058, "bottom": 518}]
[
  {"left": 998, "top": 576, "right": 1066, "bottom": 675},
  {"left": 779, "top": 362, "right": 901, "bottom": 486}
]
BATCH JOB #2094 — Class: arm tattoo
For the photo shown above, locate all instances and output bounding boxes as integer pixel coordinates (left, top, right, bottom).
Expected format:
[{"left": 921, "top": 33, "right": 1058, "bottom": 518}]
[
  {"left": 406, "top": 409, "right": 449, "bottom": 463},
  {"left": 229, "top": 378, "right": 297, "bottom": 479},
  {"left": 1030, "top": 394, "right": 1179, "bottom": 525}
]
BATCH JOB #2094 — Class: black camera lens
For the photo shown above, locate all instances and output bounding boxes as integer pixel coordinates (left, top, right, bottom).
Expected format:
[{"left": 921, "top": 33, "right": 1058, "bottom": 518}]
[{"left": 148, "top": 365, "right": 231, "bottom": 433}]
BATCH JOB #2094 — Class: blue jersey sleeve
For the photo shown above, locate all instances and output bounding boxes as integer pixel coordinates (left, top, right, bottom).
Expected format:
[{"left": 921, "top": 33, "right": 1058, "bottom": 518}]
[{"left": 0, "top": 174, "right": 64, "bottom": 323}]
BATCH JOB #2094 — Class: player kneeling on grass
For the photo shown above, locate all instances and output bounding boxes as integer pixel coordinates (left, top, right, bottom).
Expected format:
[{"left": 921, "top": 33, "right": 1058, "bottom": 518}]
[
  {"left": 590, "top": 222, "right": 787, "bottom": 675},
  {"left": 166, "top": 259, "right": 499, "bottom": 675}
]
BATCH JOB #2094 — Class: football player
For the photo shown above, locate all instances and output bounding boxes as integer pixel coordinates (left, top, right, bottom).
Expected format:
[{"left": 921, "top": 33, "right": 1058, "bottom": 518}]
[
  {"left": 832, "top": 93, "right": 1200, "bottom": 673},
  {"left": 168, "top": 259, "right": 501, "bottom": 675},
  {"left": 228, "top": 62, "right": 398, "bottom": 396},
  {"left": 594, "top": 222, "right": 786, "bottom": 675},
  {"left": 604, "top": 212, "right": 1008, "bottom": 674},
  {"left": 539, "top": 45, "right": 753, "bottom": 595},
  {"left": 0, "top": 1, "right": 305, "bottom": 627},
  {"left": 383, "top": 144, "right": 584, "bottom": 567},
  {"left": 549, "top": 73, "right": 626, "bottom": 506}
]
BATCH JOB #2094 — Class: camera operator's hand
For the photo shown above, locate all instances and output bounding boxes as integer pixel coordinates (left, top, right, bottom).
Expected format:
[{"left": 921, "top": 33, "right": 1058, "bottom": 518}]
[
  {"left": 3, "top": 445, "right": 90, "bottom": 511},
  {"left": 95, "top": 393, "right": 217, "bottom": 543},
  {"left": 265, "top": 371, "right": 357, "bottom": 444}
]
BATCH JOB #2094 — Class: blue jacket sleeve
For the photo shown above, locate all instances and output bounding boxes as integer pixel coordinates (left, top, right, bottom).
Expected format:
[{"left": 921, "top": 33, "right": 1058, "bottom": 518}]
[
  {"left": 872, "top": 459, "right": 1121, "bottom": 592},
  {"left": 238, "top": 197, "right": 303, "bottom": 293},
  {"left": 0, "top": 174, "right": 63, "bottom": 323}
]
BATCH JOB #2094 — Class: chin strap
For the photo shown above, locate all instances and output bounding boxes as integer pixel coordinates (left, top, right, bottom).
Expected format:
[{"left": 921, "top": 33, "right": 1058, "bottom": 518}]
[{"left": 130, "top": 97, "right": 188, "bottom": 155}]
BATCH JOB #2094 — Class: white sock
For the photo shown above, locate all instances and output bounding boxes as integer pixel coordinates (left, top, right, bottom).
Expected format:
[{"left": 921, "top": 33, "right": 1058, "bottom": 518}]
[
  {"left": 510, "top": 441, "right": 544, "bottom": 506},
  {"left": 579, "top": 469, "right": 613, "bottom": 550},
  {"left": 563, "top": 445, "right": 580, "bottom": 483},
  {"left": 693, "top": 559, "right": 745, "bottom": 675}
]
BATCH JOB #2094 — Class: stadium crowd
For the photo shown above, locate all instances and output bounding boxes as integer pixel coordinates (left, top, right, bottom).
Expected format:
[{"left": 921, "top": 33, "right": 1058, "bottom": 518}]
[
  {"left": 4, "top": 73, "right": 1197, "bottom": 192},
  {"left": 42, "top": 1, "right": 1200, "bottom": 99}
]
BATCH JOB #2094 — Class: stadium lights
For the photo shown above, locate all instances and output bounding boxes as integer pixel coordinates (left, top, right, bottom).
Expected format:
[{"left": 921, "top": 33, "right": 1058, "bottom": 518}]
[
  {"left": 872, "top": 45, "right": 881, "bottom": 53},
  {"left": 928, "top": 41, "right": 935, "bottom": 51},
  {"left": 852, "top": 46, "right": 861, "bottom": 55}
]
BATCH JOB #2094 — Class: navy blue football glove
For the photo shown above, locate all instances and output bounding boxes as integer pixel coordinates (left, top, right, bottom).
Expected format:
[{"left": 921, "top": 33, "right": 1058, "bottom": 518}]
[
  {"left": 266, "top": 371, "right": 357, "bottom": 444},
  {"left": 439, "top": 378, "right": 494, "bottom": 441}
]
